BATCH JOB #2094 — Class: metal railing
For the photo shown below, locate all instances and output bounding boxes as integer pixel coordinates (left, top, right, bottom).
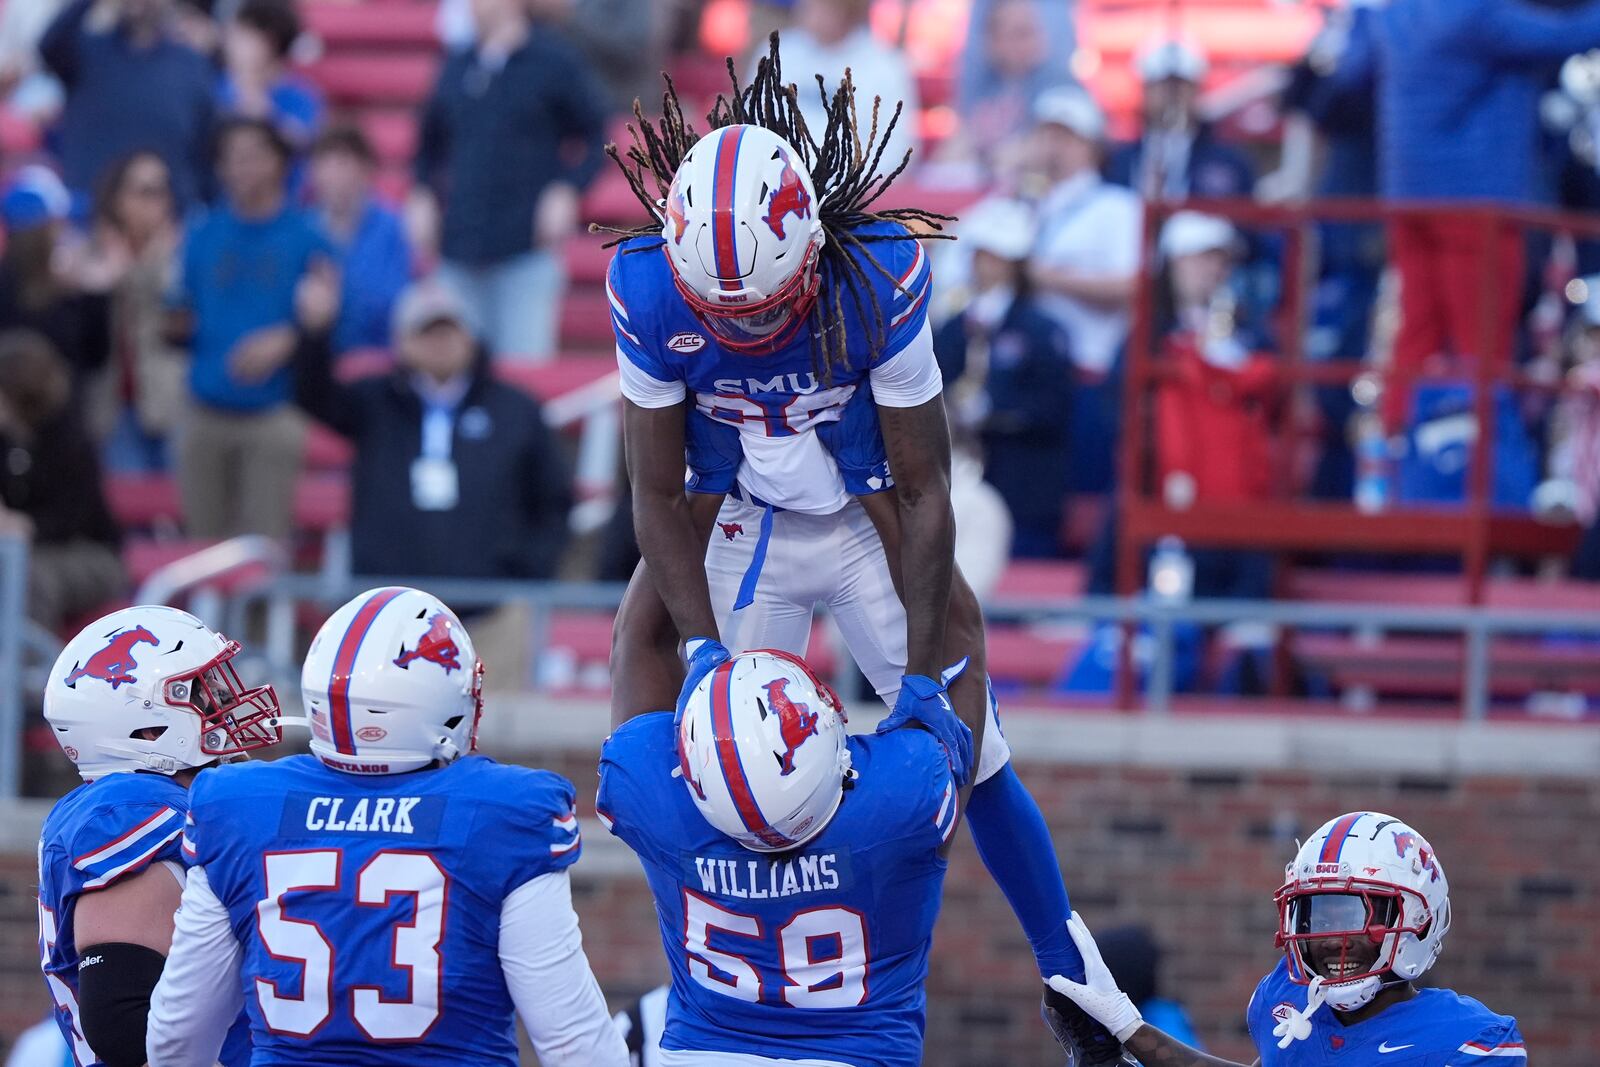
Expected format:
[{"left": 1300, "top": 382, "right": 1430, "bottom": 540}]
[
  {"left": 0, "top": 537, "right": 25, "bottom": 798},
  {"left": 254, "top": 572, "right": 1600, "bottom": 723}
]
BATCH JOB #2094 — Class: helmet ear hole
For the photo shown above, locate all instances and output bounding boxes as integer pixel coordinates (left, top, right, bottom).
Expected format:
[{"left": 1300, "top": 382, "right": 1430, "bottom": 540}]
[{"left": 443, "top": 715, "right": 463, "bottom": 730}]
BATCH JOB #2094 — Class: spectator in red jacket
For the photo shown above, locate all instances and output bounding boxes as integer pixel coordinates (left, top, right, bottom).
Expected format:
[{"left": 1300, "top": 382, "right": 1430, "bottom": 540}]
[
  {"left": 1153, "top": 212, "right": 1278, "bottom": 509},
  {"left": 1152, "top": 212, "right": 1276, "bottom": 603}
]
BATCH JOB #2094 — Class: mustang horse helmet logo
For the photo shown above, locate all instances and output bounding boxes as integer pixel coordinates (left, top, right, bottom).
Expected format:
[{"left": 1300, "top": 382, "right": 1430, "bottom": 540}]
[
  {"left": 393, "top": 613, "right": 462, "bottom": 674},
  {"left": 63, "top": 627, "right": 160, "bottom": 690},
  {"left": 763, "top": 159, "right": 812, "bottom": 239},
  {"left": 765, "top": 677, "right": 819, "bottom": 776},
  {"left": 666, "top": 185, "right": 690, "bottom": 244},
  {"left": 1392, "top": 830, "right": 1441, "bottom": 883}
]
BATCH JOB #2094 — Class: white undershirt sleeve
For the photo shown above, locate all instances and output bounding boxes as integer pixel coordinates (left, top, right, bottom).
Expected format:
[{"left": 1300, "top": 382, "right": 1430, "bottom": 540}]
[
  {"left": 617, "top": 346, "right": 689, "bottom": 408},
  {"left": 500, "top": 870, "right": 630, "bottom": 1067},
  {"left": 868, "top": 320, "right": 943, "bottom": 407},
  {"left": 146, "top": 865, "right": 244, "bottom": 1067}
]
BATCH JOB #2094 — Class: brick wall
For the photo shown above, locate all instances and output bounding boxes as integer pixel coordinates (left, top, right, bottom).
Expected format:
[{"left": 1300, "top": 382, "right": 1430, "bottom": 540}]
[
  {"left": 0, "top": 753, "right": 1592, "bottom": 1064},
  {"left": 539, "top": 750, "right": 1599, "bottom": 1067}
]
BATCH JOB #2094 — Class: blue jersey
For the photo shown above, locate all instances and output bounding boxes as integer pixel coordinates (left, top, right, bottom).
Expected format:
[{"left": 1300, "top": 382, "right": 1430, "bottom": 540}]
[
  {"left": 609, "top": 221, "right": 933, "bottom": 513},
  {"left": 185, "top": 754, "right": 582, "bottom": 1066},
  {"left": 1247, "top": 959, "right": 1525, "bottom": 1066},
  {"left": 597, "top": 713, "right": 958, "bottom": 1067},
  {"left": 38, "top": 771, "right": 250, "bottom": 1067}
]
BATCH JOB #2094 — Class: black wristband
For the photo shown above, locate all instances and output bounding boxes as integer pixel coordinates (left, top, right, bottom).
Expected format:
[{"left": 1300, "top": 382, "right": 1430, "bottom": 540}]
[{"left": 78, "top": 940, "right": 167, "bottom": 1067}]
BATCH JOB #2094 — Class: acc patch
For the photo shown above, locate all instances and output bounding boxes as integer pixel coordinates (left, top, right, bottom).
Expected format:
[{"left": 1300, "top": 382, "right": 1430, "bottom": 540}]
[
  {"left": 668, "top": 332, "right": 707, "bottom": 353},
  {"left": 356, "top": 726, "right": 387, "bottom": 743}
]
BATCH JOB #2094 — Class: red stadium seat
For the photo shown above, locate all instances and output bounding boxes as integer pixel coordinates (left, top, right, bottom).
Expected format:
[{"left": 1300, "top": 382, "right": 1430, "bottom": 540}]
[
  {"left": 294, "top": 474, "right": 352, "bottom": 533},
  {"left": 104, "top": 475, "right": 184, "bottom": 529},
  {"left": 992, "top": 561, "right": 1087, "bottom": 603},
  {"left": 494, "top": 358, "right": 616, "bottom": 403},
  {"left": 305, "top": 54, "right": 438, "bottom": 108},
  {"left": 122, "top": 537, "right": 218, "bottom": 586},
  {"left": 565, "top": 234, "right": 614, "bottom": 285},
  {"left": 558, "top": 291, "right": 619, "bottom": 350},
  {"left": 301, "top": 1, "right": 438, "bottom": 48},
  {"left": 303, "top": 424, "right": 353, "bottom": 470}
]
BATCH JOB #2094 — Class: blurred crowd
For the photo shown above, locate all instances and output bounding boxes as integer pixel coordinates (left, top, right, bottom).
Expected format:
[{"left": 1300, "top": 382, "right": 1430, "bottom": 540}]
[{"left": 4, "top": 0, "right": 1600, "bottom": 685}]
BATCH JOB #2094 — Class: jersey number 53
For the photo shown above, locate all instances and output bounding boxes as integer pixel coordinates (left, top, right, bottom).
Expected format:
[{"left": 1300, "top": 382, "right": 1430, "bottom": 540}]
[{"left": 257, "top": 849, "right": 447, "bottom": 1041}]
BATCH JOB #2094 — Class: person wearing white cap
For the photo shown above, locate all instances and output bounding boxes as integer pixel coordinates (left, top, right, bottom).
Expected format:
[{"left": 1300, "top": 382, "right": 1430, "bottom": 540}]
[
  {"left": 1025, "top": 84, "right": 1142, "bottom": 495},
  {"left": 934, "top": 197, "right": 1070, "bottom": 560},
  {"left": 1106, "top": 37, "right": 1256, "bottom": 201},
  {"left": 1152, "top": 211, "right": 1278, "bottom": 561}
]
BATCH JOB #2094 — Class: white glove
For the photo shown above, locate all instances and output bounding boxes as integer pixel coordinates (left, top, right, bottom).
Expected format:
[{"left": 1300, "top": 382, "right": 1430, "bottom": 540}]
[
  {"left": 1271, "top": 975, "right": 1326, "bottom": 1049},
  {"left": 1044, "top": 911, "right": 1145, "bottom": 1043}
]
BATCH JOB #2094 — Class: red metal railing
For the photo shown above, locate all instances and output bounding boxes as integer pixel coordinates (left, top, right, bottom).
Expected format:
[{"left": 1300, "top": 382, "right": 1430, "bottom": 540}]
[{"left": 1112, "top": 197, "right": 1600, "bottom": 708}]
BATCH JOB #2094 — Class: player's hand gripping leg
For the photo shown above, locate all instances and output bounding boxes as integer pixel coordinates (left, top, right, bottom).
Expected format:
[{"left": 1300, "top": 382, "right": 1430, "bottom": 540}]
[
  {"left": 876, "top": 658, "right": 974, "bottom": 785},
  {"left": 675, "top": 637, "right": 731, "bottom": 723},
  {"left": 1043, "top": 913, "right": 1142, "bottom": 1066}
]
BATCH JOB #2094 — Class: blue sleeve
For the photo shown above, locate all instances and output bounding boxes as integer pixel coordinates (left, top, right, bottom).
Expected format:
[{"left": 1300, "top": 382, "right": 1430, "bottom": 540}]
[
  {"left": 815, "top": 383, "right": 893, "bottom": 496},
  {"left": 1444, "top": 1018, "right": 1524, "bottom": 1066},
  {"left": 686, "top": 410, "right": 742, "bottom": 494},
  {"left": 965, "top": 764, "right": 1085, "bottom": 980},
  {"left": 65, "top": 798, "right": 187, "bottom": 894},
  {"left": 607, "top": 251, "right": 674, "bottom": 379},
  {"left": 596, "top": 715, "right": 673, "bottom": 866},
  {"left": 877, "top": 238, "right": 932, "bottom": 366},
  {"left": 490, "top": 770, "right": 582, "bottom": 890}
]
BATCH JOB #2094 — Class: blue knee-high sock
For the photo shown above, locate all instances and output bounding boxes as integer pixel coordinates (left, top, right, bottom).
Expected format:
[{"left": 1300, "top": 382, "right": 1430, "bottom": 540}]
[{"left": 965, "top": 761, "right": 1087, "bottom": 982}]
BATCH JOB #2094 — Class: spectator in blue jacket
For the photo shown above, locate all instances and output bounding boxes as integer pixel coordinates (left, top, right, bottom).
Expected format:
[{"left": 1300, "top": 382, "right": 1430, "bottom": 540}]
[
  {"left": 1376, "top": 0, "right": 1600, "bottom": 439},
  {"left": 410, "top": 0, "right": 607, "bottom": 361},
  {"left": 1106, "top": 38, "right": 1255, "bottom": 202},
  {"left": 307, "top": 125, "right": 411, "bottom": 356},
  {"left": 39, "top": 0, "right": 215, "bottom": 209},
  {"left": 170, "top": 117, "right": 333, "bottom": 541},
  {"left": 934, "top": 198, "right": 1074, "bottom": 558}
]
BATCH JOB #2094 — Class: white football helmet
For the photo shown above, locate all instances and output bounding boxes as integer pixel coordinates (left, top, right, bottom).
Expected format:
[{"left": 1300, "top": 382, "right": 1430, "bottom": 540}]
[
  {"left": 45, "top": 606, "right": 282, "bottom": 780},
  {"left": 677, "top": 649, "right": 851, "bottom": 852},
  {"left": 295, "top": 587, "right": 483, "bottom": 775},
  {"left": 661, "top": 124, "right": 825, "bottom": 351},
  {"left": 1274, "top": 811, "right": 1451, "bottom": 1013}
]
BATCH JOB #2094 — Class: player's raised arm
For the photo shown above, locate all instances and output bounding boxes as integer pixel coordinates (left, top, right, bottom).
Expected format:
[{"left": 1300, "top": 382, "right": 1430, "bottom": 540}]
[{"left": 610, "top": 560, "right": 689, "bottom": 729}]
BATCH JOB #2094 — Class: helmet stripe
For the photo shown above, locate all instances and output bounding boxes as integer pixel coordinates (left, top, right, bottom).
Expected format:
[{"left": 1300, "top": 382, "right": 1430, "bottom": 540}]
[
  {"left": 711, "top": 127, "right": 746, "bottom": 292},
  {"left": 709, "top": 660, "right": 792, "bottom": 849},
  {"left": 327, "top": 587, "right": 405, "bottom": 754},
  {"left": 1318, "top": 812, "right": 1365, "bottom": 864}
]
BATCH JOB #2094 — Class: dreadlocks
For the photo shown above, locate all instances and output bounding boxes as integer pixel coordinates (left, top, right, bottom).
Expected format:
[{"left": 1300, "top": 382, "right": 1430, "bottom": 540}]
[{"left": 593, "top": 33, "right": 954, "bottom": 380}]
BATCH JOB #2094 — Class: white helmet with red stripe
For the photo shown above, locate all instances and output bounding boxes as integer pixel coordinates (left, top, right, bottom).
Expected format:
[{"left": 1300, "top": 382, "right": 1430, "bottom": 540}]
[
  {"left": 677, "top": 649, "right": 851, "bottom": 852},
  {"left": 296, "top": 587, "right": 483, "bottom": 775},
  {"left": 1274, "top": 811, "right": 1451, "bottom": 1015},
  {"left": 45, "top": 605, "right": 282, "bottom": 780},
  {"left": 661, "top": 124, "right": 825, "bottom": 352}
]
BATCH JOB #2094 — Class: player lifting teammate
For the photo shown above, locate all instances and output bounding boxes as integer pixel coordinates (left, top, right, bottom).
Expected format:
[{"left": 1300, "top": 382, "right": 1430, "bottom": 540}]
[{"left": 600, "top": 37, "right": 1117, "bottom": 1061}]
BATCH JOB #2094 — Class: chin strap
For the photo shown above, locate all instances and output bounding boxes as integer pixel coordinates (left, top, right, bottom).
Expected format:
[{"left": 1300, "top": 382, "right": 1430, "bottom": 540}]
[{"left": 1272, "top": 975, "right": 1326, "bottom": 1049}]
